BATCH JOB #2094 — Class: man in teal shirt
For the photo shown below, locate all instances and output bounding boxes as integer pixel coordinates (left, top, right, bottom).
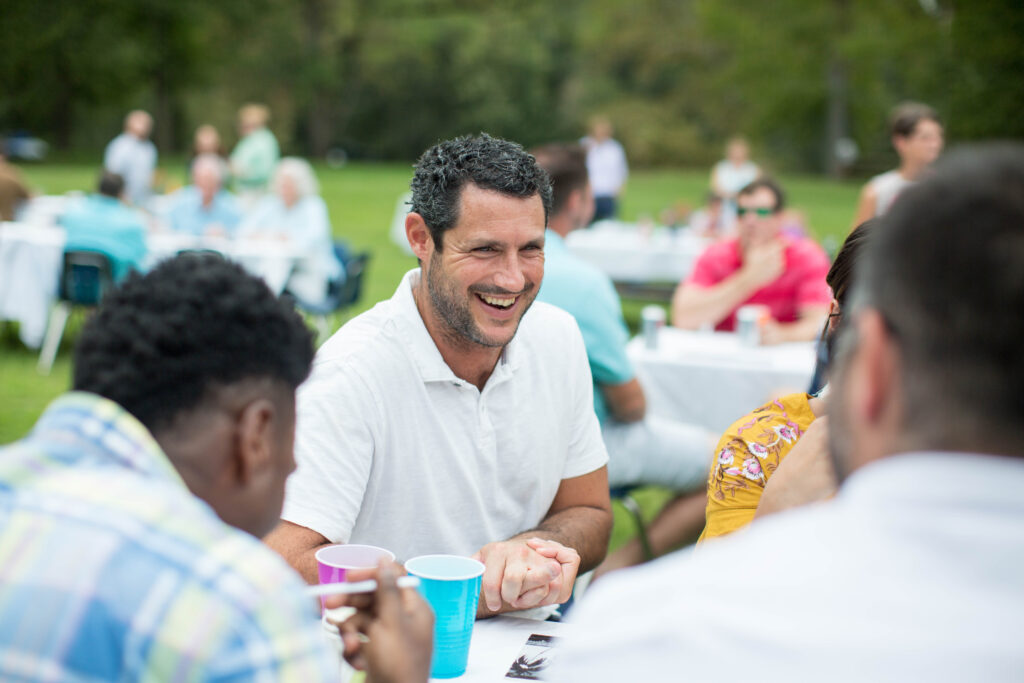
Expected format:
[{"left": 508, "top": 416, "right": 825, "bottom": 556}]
[
  {"left": 59, "top": 171, "right": 147, "bottom": 282},
  {"left": 534, "top": 144, "right": 715, "bottom": 576}
]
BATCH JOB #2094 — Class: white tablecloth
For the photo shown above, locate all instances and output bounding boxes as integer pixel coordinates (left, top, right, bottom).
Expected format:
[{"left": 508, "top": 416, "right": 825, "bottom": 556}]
[
  {"left": 331, "top": 615, "right": 568, "bottom": 683},
  {"left": 0, "top": 224, "right": 305, "bottom": 349},
  {"left": 565, "top": 220, "right": 708, "bottom": 284},
  {"left": 628, "top": 328, "right": 817, "bottom": 434},
  {"left": 0, "top": 223, "right": 64, "bottom": 348},
  {"left": 144, "top": 233, "right": 301, "bottom": 295}
]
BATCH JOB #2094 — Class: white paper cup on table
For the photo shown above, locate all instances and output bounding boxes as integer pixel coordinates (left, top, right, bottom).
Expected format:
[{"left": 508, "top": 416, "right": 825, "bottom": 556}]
[
  {"left": 736, "top": 304, "right": 771, "bottom": 346},
  {"left": 641, "top": 305, "right": 666, "bottom": 350}
]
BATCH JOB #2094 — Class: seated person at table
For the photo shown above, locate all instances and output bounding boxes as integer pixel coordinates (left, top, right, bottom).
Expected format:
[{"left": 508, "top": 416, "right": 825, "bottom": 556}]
[
  {"left": 239, "top": 157, "right": 343, "bottom": 307},
  {"left": 167, "top": 154, "right": 241, "bottom": 236},
  {"left": 0, "top": 255, "right": 405, "bottom": 680},
  {"left": 553, "top": 144, "right": 1024, "bottom": 682},
  {"left": 265, "top": 134, "right": 613, "bottom": 619},
  {"left": 699, "top": 219, "right": 874, "bottom": 543},
  {"left": 671, "top": 178, "right": 830, "bottom": 343},
  {"left": 59, "top": 171, "right": 147, "bottom": 282},
  {"left": 533, "top": 143, "right": 716, "bottom": 575}
]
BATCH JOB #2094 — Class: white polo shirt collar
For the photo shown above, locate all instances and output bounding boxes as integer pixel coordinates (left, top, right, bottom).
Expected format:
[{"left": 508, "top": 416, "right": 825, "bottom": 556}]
[{"left": 391, "top": 269, "right": 522, "bottom": 388}]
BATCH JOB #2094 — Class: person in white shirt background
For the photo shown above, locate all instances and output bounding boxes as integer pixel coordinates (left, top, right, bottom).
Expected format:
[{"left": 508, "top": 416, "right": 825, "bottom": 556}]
[
  {"left": 239, "top": 157, "right": 343, "bottom": 307},
  {"left": 711, "top": 136, "right": 760, "bottom": 228},
  {"left": 581, "top": 115, "right": 628, "bottom": 222},
  {"left": 553, "top": 143, "right": 1024, "bottom": 682},
  {"left": 103, "top": 110, "right": 157, "bottom": 207},
  {"left": 851, "top": 101, "right": 943, "bottom": 229}
]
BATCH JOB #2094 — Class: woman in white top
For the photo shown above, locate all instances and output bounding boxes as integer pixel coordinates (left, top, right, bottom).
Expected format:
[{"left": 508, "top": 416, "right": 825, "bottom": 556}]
[
  {"left": 851, "top": 102, "right": 943, "bottom": 229},
  {"left": 710, "top": 137, "right": 760, "bottom": 225},
  {"left": 240, "top": 157, "right": 343, "bottom": 306}
]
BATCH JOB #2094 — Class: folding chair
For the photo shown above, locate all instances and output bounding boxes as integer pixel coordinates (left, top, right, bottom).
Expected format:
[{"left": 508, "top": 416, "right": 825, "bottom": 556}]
[
  {"left": 302, "top": 246, "right": 372, "bottom": 341},
  {"left": 37, "top": 250, "right": 113, "bottom": 374}
]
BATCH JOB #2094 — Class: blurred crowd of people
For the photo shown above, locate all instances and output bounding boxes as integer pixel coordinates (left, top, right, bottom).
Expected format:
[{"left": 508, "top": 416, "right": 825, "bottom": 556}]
[{"left": 21, "top": 104, "right": 344, "bottom": 308}]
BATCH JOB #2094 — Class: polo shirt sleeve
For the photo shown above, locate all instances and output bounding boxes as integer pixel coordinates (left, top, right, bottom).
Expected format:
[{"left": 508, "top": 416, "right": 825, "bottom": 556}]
[
  {"left": 685, "top": 246, "right": 723, "bottom": 288},
  {"left": 282, "top": 358, "right": 377, "bottom": 544},
  {"left": 793, "top": 242, "right": 832, "bottom": 308},
  {"left": 562, "top": 316, "right": 611, "bottom": 480},
  {"left": 578, "top": 275, "right": 635, "bottom": 387}
]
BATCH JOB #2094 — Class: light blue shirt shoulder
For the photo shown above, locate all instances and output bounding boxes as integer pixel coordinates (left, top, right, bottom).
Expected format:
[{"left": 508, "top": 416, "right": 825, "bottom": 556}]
[{"left": 538, "top": 230, "right": 634, "bottom": 422}]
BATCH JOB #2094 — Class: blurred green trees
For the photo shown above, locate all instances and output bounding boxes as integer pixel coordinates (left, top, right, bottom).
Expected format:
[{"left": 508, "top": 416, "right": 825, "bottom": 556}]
[{"left": 1, "top": 0, "right": 1020, "bottom": 173}]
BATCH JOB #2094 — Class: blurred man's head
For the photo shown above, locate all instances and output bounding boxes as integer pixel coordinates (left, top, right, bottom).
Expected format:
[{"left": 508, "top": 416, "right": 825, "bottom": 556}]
[
  {"left": 829, "top": 144, "right": 1024, "bottom": 480},
  {"left": 125, "top": 110, "right": 153, "bottom": 140},
  {"left": 890, "top": 102, "right": 944, "bottom": 169},
  {"left": 192, "top": 154, "right": 226, "bottom": 202},
  {"left": 97, "top": 171, "right": 125, "bottom": 200},
  {"left": 589, "top": 116, "right": 613, "bottom": 142},
  {"left": 531, "top": 143, "right": 593, "bottom": 235},
  {"left": 238, "top": 104, "right": 270, "bottom": 136},
  {"left": 73, "top": 254, "right": 315, "bottom": 537},
  {"left": 726, "top": 137, "right": 750, "bottom": 164},
  {"left": 736, "top": 178, "right": 786, "bottom": 250}
]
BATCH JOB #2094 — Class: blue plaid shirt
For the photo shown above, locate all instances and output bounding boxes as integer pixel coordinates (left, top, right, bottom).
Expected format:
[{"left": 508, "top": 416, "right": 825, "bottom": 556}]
[{"left": 0, "top": 392, "right": 338, "bottom": 681}]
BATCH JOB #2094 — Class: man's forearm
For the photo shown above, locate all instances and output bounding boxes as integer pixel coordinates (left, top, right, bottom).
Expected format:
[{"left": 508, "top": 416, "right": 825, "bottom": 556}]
[
  {"left": 263, "top": 521, "right": 333, "bottom": 584},
  {"left": 672, "top": 273, "right": 757, "bottom": 329},
  {"left": 515, "top": 505, "right": 613, "bottom": 573}
]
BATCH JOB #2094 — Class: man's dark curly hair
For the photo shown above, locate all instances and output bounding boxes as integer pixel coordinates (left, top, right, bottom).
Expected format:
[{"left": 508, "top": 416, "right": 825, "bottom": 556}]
[
  {"left": 73, "top": 254, "right": 315, "bottom": 434},
  {"left": 409, "top": 133, "right": 553, "bottom": 250}
]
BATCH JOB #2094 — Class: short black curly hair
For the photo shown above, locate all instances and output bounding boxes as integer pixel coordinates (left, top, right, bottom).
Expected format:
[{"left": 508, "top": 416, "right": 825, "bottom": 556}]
[
  {"left": 73, "top": 254, "right": 315, "bottom": 434},
  {"left": 409, "top": 133, "right": 552, "bottom": 250}
]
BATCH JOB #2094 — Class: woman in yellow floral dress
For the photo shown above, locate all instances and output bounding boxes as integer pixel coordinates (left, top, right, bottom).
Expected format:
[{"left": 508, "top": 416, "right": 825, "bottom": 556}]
[{"left": 699, "top": 220, "right": 874, "bottom": 543}]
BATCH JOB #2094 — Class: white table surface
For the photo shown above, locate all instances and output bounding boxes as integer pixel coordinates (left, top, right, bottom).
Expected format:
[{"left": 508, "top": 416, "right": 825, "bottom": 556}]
[
  {"left": 0, "top": 222, "right": 65, "bottom": 348},
  {"left": 0, "top": 222, "right": 306, "bottom": 349},
  {"left": 628, "top": 328, "right": 817, "bottom": 434},
  {"left": 330, "top": 614, "right": 567, "bottom": 683},
  {"left": 565, "top": 220, "right": 708, "bottom": 284}
]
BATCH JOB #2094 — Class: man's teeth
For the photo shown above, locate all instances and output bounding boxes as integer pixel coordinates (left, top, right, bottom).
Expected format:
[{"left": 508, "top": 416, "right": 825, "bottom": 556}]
[{"left": 480, "top": 294, "right": 516, "bottom": 308}]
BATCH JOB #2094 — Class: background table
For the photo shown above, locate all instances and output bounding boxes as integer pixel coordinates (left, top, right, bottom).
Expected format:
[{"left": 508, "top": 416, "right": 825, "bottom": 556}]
[
  {"left": 565, "top": 221, "right": 708, "bottom": 297},
  {"left": 628, "top": 328, "right": 817, "bottom": 434},
  {"left": 0, "top": 223, "right": 305, "bottom": 350},
  {"left": 0, "top": 223, "right": 65, "bottom": 348}
]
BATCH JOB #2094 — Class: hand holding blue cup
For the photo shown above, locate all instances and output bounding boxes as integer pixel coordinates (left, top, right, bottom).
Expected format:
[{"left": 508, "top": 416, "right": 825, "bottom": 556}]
[{"left": 404, "top": 554, "right": 486, "bottom": 679}]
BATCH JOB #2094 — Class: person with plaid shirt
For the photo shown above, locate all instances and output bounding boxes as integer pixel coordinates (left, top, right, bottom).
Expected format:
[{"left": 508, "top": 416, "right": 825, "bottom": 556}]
[{"left": 0, "top": 254, "right": 432, "bottom": 682}]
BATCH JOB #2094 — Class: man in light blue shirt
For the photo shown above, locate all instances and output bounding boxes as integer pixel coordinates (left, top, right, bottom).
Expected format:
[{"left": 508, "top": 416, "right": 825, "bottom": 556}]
[
  {"left": 534, "top": 143, "right": 715, "bottom": 575},
  {"left": 103, "top": 110, "right": 157, "bottom": 207},
  {"left": 59, "top": 171, "right": 148, "bottom": 282},
  {"left": 167, "top": 154, "right": 241, "bottom": 236}
]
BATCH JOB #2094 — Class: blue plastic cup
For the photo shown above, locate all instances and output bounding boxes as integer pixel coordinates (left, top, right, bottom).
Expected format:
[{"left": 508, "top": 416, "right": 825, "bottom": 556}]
[{"left": 404, "top": 554, "right": 486, "bottom": 679}]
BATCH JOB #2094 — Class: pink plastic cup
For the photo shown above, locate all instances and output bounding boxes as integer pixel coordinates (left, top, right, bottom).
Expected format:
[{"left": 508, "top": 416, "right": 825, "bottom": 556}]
[{"left": 314, "top": 544, "right": 395, "bottom": 610}]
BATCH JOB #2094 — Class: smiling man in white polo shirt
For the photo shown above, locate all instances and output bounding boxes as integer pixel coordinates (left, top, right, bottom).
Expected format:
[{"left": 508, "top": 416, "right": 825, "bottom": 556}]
[{"left": 266, "top": 134, "right": 612, "bottom": 617}]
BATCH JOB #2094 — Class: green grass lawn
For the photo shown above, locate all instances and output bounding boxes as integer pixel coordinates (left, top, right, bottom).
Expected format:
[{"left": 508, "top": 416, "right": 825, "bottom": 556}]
[{"left": 1, "top": 160, "right": 860, "bottom": 552}]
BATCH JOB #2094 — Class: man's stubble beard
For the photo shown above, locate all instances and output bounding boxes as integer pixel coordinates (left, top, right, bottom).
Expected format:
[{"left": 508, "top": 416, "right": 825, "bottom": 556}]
[{"left": 425, "top": 252, "right": 536, "bottom": 351}]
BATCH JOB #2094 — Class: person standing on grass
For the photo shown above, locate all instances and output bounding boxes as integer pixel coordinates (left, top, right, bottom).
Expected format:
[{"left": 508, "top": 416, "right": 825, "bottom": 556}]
[
  {"left": 851, "top": 101, "right": 943, "bottom": 228},
  {"left": 103, "top": 110, "right": 157, "bottom": 208}
]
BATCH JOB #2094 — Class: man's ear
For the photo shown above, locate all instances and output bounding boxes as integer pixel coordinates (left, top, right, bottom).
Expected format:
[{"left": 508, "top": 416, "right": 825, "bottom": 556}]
[
  {"left": 232, "top": 399, "right": 275, "bottom": 486},
  {"left": 850, "top": 310, "right": 900, "bottom": 428},
  {"left": 406, "top": 212, "right": 434, "bottom": 262}
]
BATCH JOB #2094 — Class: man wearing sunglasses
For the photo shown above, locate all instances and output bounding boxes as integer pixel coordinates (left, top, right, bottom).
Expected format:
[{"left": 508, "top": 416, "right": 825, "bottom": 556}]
[{"left": 671, "top": 178, "right": 830, "bottom": 343}]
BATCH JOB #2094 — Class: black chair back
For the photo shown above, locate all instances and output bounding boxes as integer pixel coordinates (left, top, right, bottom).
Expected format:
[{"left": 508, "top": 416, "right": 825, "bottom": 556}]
[{"left": 60, "top": 251, "right": 114, "bottom": 306}]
